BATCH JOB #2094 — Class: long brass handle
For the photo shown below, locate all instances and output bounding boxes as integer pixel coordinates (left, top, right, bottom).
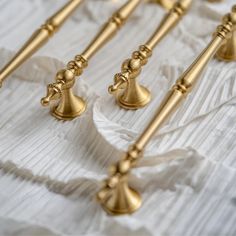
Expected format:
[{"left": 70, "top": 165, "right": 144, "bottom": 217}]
[
  {"left": 97, "top": 5, "right": 236, "bottom": 216},
  {"left": 41, "top": 0, "right": 142, "bottom": 121},
  {"left": 0, "top": 0, "right": 83, "bottom": 88},
  {"left": 108, "top": 0, "right": 192, "bottom": 110}
]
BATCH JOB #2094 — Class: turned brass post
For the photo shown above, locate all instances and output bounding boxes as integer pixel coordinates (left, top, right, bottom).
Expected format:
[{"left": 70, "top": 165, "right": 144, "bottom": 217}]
[
  {"left": 41, "top": 0, "right": 142, "bottom": 120},
  {"left": 0, "top": 0, "right": 83, "bottom": 88},
  {"left": 108, "top": 0, "right": 192, "bottom": 110},
  {"left": 97, "top": 5, "right": 236, "bottom": 215}
]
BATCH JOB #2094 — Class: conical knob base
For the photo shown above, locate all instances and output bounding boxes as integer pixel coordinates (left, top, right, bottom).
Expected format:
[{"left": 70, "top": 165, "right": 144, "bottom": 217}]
[
  {"left": 118, "top": 84, "right": 151, "bottom": 110},
  {"left": 52, "top": 89, "right": 86, "bottom": 120},
  {"left": 101, "top": 182, "right": 142, "bottom": 215},
  {"left": 216, "top": 32, "right": 236, "bottom": 61}
]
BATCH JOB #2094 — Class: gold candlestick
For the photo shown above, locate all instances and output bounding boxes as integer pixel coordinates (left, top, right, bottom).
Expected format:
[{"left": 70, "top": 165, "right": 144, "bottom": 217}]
[
  {"left": 97, "top": 5, "right": 236, "bottom": 216},
  {"left": 108, "top": 0, "right": 192, "bottom": 110},
  {"left": 0, "top": 0, "right": 83, "bottom": 88}
]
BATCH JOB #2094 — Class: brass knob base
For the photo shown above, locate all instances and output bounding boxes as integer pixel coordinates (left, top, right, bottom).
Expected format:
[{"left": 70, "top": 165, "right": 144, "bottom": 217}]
[
  {"left": 51, "top": 96, "right": 86, "bottom": 121},
  {"left": 117, "top": 86, "right": 151, "bottom": 110},
  {"left": 216, "top": 32, "right": 236, "bottom": 61},
  {"left": 101, "top": 186, "right": 142, "bottom": 215},
  {"left": 216, "top": 47, "right": 236, "bottom": 61}
]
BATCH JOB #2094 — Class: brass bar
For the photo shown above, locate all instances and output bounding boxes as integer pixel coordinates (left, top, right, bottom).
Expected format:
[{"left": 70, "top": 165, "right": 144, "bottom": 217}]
[
  {"left": 0, "top": 0, "right": 83, "bottom": 88},
  {"left": 97, "top": 5, "right": 236, "bottom": 216},
  {"left": 146, "top": 1, "right": 187, "bottom": 49},
  {"left": 108, "top": 0, "right": 192, "bottom": 110},
  {"left": 82, "top": 0, "right": 141, "bottom": 60},
  {"left": 136, "top": 89, "right": 184, "bottom": 149},
  {"left": 41, "top": 0, "right": 142, "bottom": 121},
  {"left": 136, "top": 36, "right": 224, "bottom": 149}
]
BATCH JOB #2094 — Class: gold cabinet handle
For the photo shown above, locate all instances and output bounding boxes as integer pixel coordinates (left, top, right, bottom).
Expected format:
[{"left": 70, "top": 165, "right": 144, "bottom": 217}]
[
  {"left": 41, "top": 0, "right": 142, "bottom": 121},
  {"left": 0, "top": 0, "right": 83, "bottom": 88},
  {"left": 108, "top": 0, "right": 192, "bottom": 110},
  {"left": 97, "top": 5, "right": 236, "bottom": 216}
]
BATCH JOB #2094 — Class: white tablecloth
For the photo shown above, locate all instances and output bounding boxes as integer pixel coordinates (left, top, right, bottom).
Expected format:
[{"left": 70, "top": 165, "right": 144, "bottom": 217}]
[{"left": 0, "top": 0, "right": 236, "bottom": 235}]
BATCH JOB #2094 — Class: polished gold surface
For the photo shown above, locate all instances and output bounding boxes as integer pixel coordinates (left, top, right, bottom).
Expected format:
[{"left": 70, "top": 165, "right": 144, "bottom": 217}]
[
  {"left": 97, "top": 5, "right": 236, "bottom": 215},
  {"left": 108, "top": 0, "right": 192, "bottom": 110},
  {"left": 41, "top": 0, "right": 142, "bottom": 120},
  {"left": 0, "top": 0, "right": 83, "bottom": 88},
  {"left": 149, "top": 0, "right": 175, "bottom": 10}
]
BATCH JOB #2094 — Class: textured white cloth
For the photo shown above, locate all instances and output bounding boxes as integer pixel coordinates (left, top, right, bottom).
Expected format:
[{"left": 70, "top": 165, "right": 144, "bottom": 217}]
[{"left": 0, "top": 0, "right": 236, "bottom": 235}]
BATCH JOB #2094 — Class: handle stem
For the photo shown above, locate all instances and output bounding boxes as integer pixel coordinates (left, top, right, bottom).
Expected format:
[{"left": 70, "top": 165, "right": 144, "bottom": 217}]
[
  {"left": 136, "top": 35, "right": 225, "bottom": 149},
  {"left": 0, "top": 0, "right": 83, "bottom": 87},
  {"left": 82, "top": 0, "right": 142, "bottom": 60}
]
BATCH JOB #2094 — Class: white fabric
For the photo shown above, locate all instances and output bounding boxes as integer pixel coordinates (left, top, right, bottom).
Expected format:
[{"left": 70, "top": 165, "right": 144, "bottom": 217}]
[{"left": 0, "top": 0, "right": 236, "bottom": 235}]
